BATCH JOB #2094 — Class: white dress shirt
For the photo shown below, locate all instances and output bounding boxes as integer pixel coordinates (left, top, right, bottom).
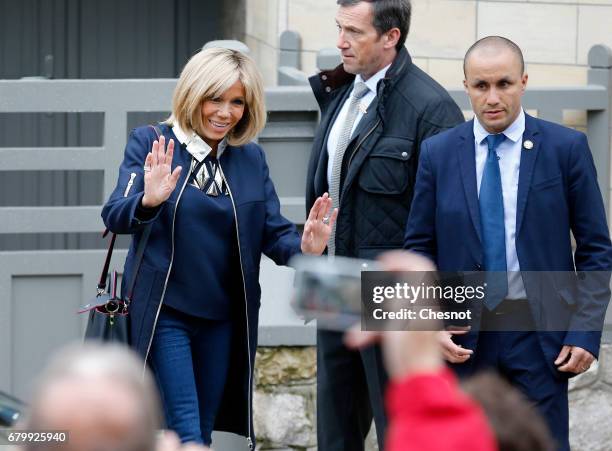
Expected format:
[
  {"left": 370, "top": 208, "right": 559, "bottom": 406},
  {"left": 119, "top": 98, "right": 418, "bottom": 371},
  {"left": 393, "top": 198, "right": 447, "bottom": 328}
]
[
  {"left": 172, "top": 123, "right": 228, "bottom": 162},
  {"left": 474, "top": 109, "right": 527, "bottom": 299},
  {"left": 326, "top": 64, "right": 391, "bottom": 185}
]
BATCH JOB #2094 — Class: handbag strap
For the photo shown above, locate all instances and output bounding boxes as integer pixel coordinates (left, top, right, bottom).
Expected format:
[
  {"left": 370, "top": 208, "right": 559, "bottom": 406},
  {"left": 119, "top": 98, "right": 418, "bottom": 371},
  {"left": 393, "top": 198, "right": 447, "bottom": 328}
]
[
  {"left": 97, "top": 124, "right": 163, "bottom": 294},
  {"left": 97, "top": 233, "right": 117, "bottom": 292}
]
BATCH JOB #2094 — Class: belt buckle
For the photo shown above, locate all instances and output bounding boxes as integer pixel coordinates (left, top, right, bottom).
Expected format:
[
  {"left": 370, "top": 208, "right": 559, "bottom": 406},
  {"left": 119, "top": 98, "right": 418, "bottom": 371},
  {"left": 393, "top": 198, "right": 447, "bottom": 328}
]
[
  {"left": 493, "top": 299, "right": 528, "bottom": 316},
  {"left": 493, "top": 299, "right": 511, "bottom": 315}
]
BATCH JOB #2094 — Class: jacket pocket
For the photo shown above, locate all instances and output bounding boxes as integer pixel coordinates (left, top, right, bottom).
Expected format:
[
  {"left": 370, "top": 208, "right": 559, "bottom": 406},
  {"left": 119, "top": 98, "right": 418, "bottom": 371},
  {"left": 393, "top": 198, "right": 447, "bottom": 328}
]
[{"left": 358, "top": 137, "right": 413, "bottom": 195}]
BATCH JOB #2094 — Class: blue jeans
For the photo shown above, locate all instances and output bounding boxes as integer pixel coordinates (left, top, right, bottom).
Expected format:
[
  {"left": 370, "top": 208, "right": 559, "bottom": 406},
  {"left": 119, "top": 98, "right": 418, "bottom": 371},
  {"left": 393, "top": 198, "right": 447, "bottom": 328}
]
[{"left": 149, "top": 306, "right": 232, "bottom": 445}]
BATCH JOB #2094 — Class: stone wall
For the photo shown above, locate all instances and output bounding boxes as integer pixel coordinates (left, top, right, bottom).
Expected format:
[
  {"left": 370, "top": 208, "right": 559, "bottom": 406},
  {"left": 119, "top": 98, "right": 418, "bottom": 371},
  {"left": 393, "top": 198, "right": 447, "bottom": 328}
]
[
  {"left": 242, "top": 0, "right": 612, "bottom": 161},
  {"left": 254, "top": 344, "right": 612, "bottom": 451},
  {"left": 254, "top": 347, "right": 317, "bottom": 450},
  {"left": 243, "top": 0, "right": 612, "bottom": 213}
]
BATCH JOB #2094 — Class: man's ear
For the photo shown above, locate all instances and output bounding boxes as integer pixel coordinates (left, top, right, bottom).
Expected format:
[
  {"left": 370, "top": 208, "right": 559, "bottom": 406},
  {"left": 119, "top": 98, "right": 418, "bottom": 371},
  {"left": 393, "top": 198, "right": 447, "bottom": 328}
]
[
  {"left": 384, "top": 28, "right": 401, "bottom": 50},
  {"left": 521, "top": 73, "right": 529, "bottom": 93}
]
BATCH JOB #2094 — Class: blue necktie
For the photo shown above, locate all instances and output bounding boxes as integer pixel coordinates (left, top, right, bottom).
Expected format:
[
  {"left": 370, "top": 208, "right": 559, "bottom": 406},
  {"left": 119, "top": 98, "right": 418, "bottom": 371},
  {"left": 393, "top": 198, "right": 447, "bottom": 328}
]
[{"left": 480, "top": 134, "right": 508, "bottom": 310}]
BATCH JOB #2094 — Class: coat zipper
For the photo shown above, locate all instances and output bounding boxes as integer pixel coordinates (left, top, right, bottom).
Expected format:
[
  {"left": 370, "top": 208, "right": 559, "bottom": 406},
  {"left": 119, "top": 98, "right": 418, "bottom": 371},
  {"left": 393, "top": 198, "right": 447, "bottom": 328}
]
[
  {"left": 143, "top": 157, "right": 193, "bottom": 372},
  {"left": 124, "top": 172, "right": 137, "bottom": 197},
  {"left": 112, "top": 172, "right": 138, "bottom": 325},
  {"left": 217, "top": 161, "right": 254, "bottom": 451},
  {"left": 347, "top": 119, "right": 381, "bottom": 170}
]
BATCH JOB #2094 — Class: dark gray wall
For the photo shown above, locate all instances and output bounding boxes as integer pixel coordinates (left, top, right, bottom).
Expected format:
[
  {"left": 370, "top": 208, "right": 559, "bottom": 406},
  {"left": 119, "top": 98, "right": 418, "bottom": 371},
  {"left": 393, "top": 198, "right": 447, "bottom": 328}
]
[
  {"left": 0, "top": 0, "right": 246, "bottom": 251},
  {"left": 0, "top": 0, "right": 244, "bottom": 79}
]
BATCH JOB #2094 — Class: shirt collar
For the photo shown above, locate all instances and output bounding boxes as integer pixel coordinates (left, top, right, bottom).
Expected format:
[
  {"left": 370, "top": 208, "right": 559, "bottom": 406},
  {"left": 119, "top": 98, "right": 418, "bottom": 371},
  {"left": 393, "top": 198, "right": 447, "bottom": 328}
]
[
  {"left": 355, "top": 63, "right": 392, "bottom": 96},
  {"left": 474, "top": 108, "right": 525, "bottom": 145},
  {"left": 171, "top": 123, "right": 228, "bottom": 162}
]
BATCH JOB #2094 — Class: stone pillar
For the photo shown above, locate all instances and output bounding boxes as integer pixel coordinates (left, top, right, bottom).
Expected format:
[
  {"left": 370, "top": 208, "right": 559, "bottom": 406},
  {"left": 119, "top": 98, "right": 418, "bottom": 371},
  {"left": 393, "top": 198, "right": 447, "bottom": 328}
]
[
  {"left": 278, "top": 31, "right": 309, "bottom": 86},
  {"left": 587, "top": 44, "right": 612, "bottom": 215}
]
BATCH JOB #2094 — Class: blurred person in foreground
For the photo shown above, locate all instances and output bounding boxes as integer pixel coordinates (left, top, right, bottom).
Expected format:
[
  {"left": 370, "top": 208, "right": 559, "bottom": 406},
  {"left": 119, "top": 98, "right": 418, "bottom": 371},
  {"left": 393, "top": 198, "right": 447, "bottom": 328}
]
[
  {"left": 102, "top": 48, "right": 335, "bottom": 448},
  {"left": 20, "top": 343, "right": 210, "bottom": 451},
  {"left": 345, "top": 250, "right": 554, "bottom": 451}
]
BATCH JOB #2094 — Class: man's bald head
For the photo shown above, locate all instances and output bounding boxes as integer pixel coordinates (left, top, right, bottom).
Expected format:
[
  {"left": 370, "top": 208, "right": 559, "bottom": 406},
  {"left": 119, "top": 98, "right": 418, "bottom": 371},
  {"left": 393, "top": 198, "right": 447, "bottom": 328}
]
[
  {"left": 463, "top": 36, "right": 524, "bottom": 78},
  {"left": 23, "top": 343, "right": 162, "bottom": 451},
  {"left": 31, "top": 377, "right": 149, "bottom": 451},
  {"left": 462, "top": 36, "right": 528, "bottom": 134}
]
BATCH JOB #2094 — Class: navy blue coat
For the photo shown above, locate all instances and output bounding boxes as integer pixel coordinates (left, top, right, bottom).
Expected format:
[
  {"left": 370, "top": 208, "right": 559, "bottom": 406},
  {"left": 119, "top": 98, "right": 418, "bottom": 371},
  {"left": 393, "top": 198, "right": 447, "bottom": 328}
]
[
  {"left": 102, "top": 124, "right": 302, "bottom": 443},
  {"left": 404, "top": 114, "right": 612, "bottom": 376}
]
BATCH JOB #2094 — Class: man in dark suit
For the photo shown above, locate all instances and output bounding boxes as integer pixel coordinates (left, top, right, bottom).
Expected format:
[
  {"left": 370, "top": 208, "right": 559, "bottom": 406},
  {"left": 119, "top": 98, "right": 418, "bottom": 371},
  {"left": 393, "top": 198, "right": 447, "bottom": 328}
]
[
  {"left": 404, "top": 36, "right": 612, "bottom": 450},
  {"left": 306, "top": 1, "right": 464, "bottom": 449}
]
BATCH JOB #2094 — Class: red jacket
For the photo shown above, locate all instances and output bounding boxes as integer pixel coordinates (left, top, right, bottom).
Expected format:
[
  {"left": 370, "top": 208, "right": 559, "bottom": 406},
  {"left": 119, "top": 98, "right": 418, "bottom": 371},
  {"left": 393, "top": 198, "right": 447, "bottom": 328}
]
[{"left": 386, "top": 368, "right": 497, "bottom": 451}]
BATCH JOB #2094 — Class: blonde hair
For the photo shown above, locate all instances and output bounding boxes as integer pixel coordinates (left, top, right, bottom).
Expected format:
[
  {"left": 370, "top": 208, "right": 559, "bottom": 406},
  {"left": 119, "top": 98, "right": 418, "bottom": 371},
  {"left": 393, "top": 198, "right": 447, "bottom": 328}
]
[{"left": 167, "top": 47, "right": 266, "bottom": 146}]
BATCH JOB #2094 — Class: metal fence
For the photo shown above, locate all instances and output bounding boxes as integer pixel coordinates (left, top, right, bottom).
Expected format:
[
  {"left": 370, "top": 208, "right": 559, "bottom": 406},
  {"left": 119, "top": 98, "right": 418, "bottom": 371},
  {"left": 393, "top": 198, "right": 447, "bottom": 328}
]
[{"left": 0, "top": 45, "right": 611, "bottom": 406}]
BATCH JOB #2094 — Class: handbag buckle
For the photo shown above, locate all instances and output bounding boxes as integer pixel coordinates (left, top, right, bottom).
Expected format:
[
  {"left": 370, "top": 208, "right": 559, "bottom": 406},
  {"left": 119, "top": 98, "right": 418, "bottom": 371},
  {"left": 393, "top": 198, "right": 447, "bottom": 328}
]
[{"left": 105, "top": 299, "right": 120, "bottom": 314}]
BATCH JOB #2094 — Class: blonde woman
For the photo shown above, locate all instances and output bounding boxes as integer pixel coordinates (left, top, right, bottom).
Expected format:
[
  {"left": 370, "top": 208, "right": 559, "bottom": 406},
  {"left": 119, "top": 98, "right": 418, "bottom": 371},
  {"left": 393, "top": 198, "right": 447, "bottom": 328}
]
[{"left": 102, "top": 48, "right": 336, "bottom": 448}]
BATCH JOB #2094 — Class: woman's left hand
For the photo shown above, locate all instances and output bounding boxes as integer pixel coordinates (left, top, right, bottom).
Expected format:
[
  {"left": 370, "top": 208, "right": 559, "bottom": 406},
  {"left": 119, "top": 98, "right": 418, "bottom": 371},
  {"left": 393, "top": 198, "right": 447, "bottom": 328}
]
[{"left": 301, "top": 193, "right": 338, "bottom": 255}]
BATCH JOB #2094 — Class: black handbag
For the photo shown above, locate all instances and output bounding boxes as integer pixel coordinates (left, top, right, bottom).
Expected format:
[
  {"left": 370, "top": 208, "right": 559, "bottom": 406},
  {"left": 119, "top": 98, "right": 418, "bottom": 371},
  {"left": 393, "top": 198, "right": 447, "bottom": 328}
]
[
  {"left": 79, "top": 124, "right": 160, "bottom": 343},
  {"left": 79, "top": 225, "right": 152, "bottom": 343}
]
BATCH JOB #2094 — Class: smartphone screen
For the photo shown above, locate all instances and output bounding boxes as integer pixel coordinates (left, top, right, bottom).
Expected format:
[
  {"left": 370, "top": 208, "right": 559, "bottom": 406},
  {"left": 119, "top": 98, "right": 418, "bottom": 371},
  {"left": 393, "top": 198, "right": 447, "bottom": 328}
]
[{"left": 291, "top": 255, "right": 381, "bottom": 330}]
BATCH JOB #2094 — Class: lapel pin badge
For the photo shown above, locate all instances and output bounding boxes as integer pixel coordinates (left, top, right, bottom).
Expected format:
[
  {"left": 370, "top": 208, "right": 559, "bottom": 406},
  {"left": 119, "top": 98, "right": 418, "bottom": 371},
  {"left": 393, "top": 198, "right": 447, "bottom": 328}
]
[
  {"left": 358, "top": 102, "right": 368, "bottom": 115},
  {"left": 523, "top": 140, "right": 534, "bottom": 150}
]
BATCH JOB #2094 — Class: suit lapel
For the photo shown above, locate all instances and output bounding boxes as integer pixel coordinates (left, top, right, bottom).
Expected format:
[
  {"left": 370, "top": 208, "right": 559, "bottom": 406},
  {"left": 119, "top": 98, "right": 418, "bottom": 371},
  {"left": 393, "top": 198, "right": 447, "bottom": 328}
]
[
  {"left": 457, "top": 121, "right": 482, "bottom": 244},
  {"left": 516, "top": 114, "right": 540, "bottom": 235}
]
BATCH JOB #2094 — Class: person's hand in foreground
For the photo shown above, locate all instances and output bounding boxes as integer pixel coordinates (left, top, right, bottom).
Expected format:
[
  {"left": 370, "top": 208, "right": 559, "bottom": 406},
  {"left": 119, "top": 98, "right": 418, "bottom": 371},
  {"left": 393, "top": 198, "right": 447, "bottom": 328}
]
[
  {"left": 344, "top": 250, "right": 442, "bottom": 379},
  {"left": 344, "top": 249, "right": 474, "bottom": 372},
  {"left": 345, "top": 250, "right": 497, "bottom": 451}
]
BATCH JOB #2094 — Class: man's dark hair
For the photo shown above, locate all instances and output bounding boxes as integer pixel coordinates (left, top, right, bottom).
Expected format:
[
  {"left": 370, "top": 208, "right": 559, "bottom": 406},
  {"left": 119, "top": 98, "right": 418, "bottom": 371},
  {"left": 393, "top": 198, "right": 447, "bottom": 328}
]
[
  {"left": 337, "top": 0, "right": 411, "bottom": 51},
  {"left": 463, "top": 36, "right": 525, "bottom": 77},
  {"left": 462, "top": 373, "right": 554, "bottom": 451}
]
